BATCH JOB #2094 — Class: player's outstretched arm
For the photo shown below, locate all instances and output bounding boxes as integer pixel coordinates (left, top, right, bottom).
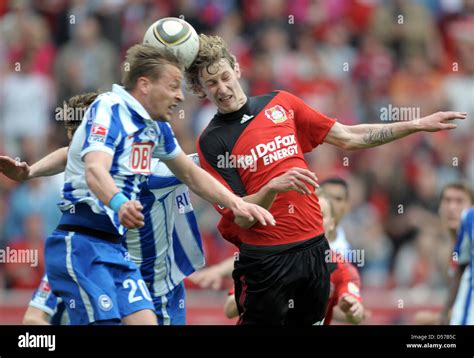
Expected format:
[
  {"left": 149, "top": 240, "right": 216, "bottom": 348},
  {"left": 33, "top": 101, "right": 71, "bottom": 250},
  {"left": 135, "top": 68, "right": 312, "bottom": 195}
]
[
  {"left": 163, "top": 152, "right": 276, "bottom": 227},
  {"left": 324, "top": 111, "right": 467, "bottom": 150},
  {"left": 235, "top": 167, "right": 319, "bottom": 229},
  {"left": 0, "top": 147, "right": 68, "bottom": 181}
]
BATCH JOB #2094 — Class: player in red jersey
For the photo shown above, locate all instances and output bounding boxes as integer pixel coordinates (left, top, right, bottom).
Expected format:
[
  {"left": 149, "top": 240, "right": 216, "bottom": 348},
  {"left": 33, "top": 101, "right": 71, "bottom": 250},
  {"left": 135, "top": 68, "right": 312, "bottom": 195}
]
[
  {"left": 185, "top": 34, "right": 466, "bottom": 325},
  {"left": 223, "top": 194, "right": 365, "bottom": 324}
]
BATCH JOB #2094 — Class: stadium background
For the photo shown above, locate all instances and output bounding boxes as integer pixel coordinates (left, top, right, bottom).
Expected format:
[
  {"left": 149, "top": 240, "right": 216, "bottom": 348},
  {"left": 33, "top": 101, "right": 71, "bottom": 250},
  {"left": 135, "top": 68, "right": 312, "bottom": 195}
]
[{"left": 0, "top": 0, "right": 472, "bottom": 324}]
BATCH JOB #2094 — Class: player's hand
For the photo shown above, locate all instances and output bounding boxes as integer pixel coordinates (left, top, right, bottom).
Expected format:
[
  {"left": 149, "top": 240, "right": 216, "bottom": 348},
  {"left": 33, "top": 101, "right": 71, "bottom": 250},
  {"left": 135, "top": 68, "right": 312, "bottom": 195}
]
[
  {"left": 230, "top": 199, "right": 275, "bottom": 227},
  {"left": 267, "top": 167, "right": 319, "bottom": 195},
  {"left": 188, "top": 266, "right": 225, "bottom": 290},
  {"left": 338, "top": 294, "right": 364, "bottom": 324},
  {"left": 118, "top": 200, "right": 145, "bottom": 229},
  {"left": 0, "top": 156, "right": 31, "bottom": 181},
  {"left": 417, "top": 111, "right": 467, "bottom": 132}
]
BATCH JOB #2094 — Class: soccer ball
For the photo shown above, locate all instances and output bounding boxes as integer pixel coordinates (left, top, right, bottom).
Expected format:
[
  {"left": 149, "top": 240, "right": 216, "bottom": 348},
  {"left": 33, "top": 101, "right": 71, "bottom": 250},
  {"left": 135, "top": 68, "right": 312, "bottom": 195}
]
[{"left": 143, "top": 17, "right": 200, "bottom": 69}]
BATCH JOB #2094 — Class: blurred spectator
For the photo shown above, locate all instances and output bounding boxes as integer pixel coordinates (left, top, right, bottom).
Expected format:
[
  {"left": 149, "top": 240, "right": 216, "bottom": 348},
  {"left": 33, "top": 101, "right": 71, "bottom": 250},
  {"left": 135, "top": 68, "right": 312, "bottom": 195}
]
[
  {"left": 0, "top": 50, "right": 54, "bottom": 157},
  {"left": 389, "top": 52, "right": 444, "bottom": 116},
  {"left": 54, "top": 15, "right": 118, "bottom": 103},
  {"left": 370, "top": 0, "right": 443, "bottom": 66},
  {"left": 4, "top": 176, "right": 62, "bottom": 243},
  {"left": 4, "top": 213, "right": 45, "bottom": 290}
]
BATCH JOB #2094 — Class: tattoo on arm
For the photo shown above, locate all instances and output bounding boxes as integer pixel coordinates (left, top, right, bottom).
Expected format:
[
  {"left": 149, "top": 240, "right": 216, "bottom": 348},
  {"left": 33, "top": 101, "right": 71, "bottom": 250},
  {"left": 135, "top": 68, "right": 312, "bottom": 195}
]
[{"left": 362, "top": 127, "right": 394, "bottom": 145}]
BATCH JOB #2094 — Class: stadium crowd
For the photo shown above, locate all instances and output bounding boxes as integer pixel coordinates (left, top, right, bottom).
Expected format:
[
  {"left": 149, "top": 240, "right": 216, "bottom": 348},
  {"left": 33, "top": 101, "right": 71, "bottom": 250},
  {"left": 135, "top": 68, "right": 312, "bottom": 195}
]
[{"left": 0, "top": 0, "right": 472, "bottom": 321}]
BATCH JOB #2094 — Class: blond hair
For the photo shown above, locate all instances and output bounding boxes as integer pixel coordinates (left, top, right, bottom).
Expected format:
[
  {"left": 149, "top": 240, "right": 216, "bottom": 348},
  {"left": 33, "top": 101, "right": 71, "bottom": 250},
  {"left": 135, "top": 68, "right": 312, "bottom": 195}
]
[
  {"left": 185, "top": 34, "right": 236, "bottom": 98},
  {"left": 122, "top": 44, "right": 182, "bottom": 91}
]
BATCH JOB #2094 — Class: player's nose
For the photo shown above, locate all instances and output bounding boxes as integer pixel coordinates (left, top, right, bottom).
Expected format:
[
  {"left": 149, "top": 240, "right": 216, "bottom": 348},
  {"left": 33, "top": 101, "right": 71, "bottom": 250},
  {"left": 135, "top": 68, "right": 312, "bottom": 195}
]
[{"left": 176, "top": 88, "right": 184, "bottom": 102}]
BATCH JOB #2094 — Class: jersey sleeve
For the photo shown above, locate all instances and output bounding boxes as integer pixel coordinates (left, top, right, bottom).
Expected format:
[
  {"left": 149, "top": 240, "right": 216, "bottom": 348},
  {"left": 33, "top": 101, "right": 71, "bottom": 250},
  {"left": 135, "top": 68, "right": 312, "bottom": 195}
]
[
  {"left": 335, "top": 262, "right": 362, "bottom": 302},
  {"left": 152, "top": 122, "right": 182, "bottom": 160},
  {"left": 454, "top": 208, "right": 474, "bottom": 266},
  {"left": 280, "top": 91, "right": 336, "bottom": 152},
  {"left": 80, "top": 100, "right": 123, "bottom": 158},
  {"left": 28, "top": 275, "right": 58, "bottom": 318}
]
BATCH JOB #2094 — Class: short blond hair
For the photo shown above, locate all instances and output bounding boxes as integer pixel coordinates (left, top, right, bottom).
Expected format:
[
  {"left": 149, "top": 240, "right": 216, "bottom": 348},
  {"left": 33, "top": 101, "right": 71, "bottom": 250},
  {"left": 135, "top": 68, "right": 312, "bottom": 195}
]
[
  {"left": 185, "top": 34, "right": 236, "bottom": 98},
  {"left": 122, "top": 44, "right": 182, "bottom": 91}
]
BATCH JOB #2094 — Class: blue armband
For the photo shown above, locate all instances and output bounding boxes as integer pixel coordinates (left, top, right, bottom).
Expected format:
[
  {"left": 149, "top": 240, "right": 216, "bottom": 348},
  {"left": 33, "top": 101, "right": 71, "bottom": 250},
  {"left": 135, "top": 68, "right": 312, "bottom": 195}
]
[{"left": 109, "top": 192, "right": 129, "bottom": 213}]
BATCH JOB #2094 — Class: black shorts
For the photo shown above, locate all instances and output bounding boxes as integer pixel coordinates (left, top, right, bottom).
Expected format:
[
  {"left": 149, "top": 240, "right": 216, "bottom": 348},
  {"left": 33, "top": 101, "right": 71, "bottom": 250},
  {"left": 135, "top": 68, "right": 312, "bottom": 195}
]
[{"left": 233, "top": 234, "right": 330, "bottom": 325}]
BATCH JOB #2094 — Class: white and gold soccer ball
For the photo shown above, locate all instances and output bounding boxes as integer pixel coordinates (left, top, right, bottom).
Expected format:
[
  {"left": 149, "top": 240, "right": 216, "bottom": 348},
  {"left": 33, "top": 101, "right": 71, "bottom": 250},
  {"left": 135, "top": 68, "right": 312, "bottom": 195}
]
[{"left": 143, "top": 17, "right": 200, "bottom": 69}]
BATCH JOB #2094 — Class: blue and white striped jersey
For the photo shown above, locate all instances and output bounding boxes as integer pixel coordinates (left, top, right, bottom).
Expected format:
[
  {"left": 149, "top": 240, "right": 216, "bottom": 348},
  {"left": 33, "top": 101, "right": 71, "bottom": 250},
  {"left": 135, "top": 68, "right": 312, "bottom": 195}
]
[
  {"left": 59, "top": 84, "right": 182, "bottom": 235},
  {"left": 451, "top": 207, "right": 474, "bottom": 325},
  {"left": 454, "top": 207, "right": 474, "bottom": 267},
  {"left": 29, "top": 275, "right": 69, "bottom": 325},
  {"left": 125, "top": 154, "right": 205, "bottom": 297}
]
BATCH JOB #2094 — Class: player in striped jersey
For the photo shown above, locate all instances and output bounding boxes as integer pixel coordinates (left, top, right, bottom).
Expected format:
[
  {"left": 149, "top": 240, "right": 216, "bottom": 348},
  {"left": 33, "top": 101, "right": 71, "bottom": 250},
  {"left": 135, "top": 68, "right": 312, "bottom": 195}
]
[
  {"left": 2, "top": 103, "right": 205, "bottom": 325},
  {"left": 126, "top": 154, "right": 205, "bottom": 324},
  {"left": 446, "top": 207, "right": 474, "bottom": 325}
]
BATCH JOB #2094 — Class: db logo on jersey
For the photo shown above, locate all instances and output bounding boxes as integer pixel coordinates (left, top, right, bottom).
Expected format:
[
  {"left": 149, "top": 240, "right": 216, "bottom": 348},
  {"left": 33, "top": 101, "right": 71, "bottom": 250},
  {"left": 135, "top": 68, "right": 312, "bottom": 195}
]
[
  {"left": 130, "top": 142, "right": 153, "bottom": 174},
  {"left": 265, "top": 105, "right": 288, "bottom": 124}
]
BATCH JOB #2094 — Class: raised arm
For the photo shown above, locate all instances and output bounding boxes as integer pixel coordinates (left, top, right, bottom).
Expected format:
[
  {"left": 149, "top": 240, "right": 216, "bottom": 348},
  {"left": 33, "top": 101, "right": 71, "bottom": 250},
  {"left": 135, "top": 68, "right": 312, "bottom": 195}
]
[
  {"left": 324, "top": 111, "right": 467, "bottom": 150},
  {"left": 235, "top": 167, "right": 319, "bottom": 229},
  {"left": 0, "top": 147, "right": 68, "bottom": 181},
  {"left": 163, "top": 152, "right": 275, "bottom": 227}
]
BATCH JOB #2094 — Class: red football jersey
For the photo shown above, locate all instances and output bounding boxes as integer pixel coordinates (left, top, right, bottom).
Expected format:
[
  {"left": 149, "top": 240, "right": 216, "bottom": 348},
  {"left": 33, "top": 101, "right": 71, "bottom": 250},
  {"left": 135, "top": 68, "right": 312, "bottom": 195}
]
[
  {"left": 197, "top": 90, "right": 336, "bottom": 246},
  {"left": 324, "top": 254, "right": 362, "bottom": 325}
]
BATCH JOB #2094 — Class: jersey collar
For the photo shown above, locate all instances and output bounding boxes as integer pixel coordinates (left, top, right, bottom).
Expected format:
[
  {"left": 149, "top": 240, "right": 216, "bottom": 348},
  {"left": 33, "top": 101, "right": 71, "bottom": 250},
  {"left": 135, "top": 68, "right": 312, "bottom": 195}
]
[{"left": 112, "top": 84, "right": 151, "bottom": 121}]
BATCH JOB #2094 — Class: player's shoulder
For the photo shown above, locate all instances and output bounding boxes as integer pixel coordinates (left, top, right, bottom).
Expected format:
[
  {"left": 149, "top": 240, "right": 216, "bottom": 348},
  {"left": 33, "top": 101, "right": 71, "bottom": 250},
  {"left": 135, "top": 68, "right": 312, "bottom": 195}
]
[
  {"left": 461, "top": 207, "right": 474, "bottom": 222},
  {"left": 93, "top": 91, "right": 123, "bottom": 108},
  {"left": 197, "top": 118, "right": 227, "bottom": 153},
  {"left": 272, "top": 90, "right": 300, "bottom": 101}
]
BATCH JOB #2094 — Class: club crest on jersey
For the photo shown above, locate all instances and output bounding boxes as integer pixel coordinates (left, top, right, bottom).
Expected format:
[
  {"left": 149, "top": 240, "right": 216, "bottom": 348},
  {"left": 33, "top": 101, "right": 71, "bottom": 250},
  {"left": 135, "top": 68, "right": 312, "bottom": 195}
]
[
  {"left": 89, "top": 124, "right": 107, "bottom": 144},
  {"left": 98, "top": 294, "right": 113, "bottom": 311},
  {"left": 265, "top": 105, "right": 288, "bottom": 124},
  {"left": 143, "top": 126, "right": 157, "bottom": 141}
]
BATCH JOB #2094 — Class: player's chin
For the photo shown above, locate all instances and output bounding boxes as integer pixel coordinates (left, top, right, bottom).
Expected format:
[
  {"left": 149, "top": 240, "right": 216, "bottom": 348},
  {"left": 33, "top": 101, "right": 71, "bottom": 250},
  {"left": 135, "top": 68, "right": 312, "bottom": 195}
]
[{"left": 158, "top": 113, "right": 172, "bottom": 122}]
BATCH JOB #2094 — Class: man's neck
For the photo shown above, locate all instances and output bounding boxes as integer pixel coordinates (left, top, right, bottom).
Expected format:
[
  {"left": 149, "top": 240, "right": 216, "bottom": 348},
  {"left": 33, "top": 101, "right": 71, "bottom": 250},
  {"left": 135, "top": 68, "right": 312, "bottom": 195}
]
[{"left": 217, "top": 93, "right": 248, "bottom": 115}]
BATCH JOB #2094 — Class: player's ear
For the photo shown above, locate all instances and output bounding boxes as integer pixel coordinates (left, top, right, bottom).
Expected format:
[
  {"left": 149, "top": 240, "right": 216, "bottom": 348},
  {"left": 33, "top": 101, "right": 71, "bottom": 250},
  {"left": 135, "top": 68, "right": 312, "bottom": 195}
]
[{"left": 137, "top": 77, "right": 150, "bottom": 95}]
